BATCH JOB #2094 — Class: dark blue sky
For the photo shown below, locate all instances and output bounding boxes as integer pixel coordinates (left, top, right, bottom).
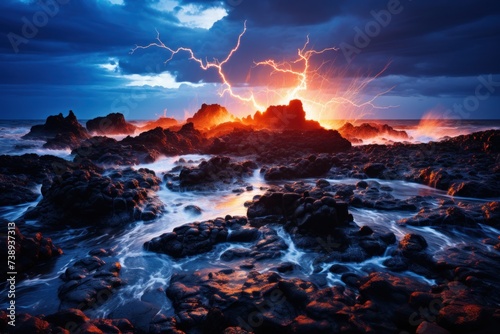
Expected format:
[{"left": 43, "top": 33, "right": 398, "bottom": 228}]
[{"left": 1, "top": 0, "right": 499, "bottom": 120}]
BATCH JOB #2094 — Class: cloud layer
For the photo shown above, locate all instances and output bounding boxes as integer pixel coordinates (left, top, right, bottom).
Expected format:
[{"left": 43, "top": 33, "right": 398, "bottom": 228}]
[{"left": 1, "top": 0, "right": 499, "bottom": 119}]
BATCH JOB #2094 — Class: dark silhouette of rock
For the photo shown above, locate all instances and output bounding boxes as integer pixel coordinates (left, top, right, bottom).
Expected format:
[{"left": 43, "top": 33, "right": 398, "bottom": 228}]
[
  {"left": 74, "top": 123, "right": 208, "bottom": 165},
  {"left": 209, "top": 128, "right": 351, "bottom": 162},
  {"left": 186, "top": 103, "right": 237, "bottom": 130},
  {"left": 22, "top": 110, "right": 90, "bottom": 149},
  {"left": 264, "top": 155, "right": 334, "bottom": 180},
  {"left": 86, "top": 113, "right": 136, "bottom": 135}
]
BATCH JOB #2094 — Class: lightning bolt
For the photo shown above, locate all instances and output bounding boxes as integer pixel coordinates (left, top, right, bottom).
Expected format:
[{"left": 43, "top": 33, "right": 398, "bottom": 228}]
[
  {"left": 131, "top": 21, "right": 264, "bottom": 110},
  {"left": 131, "top": 22, "right": 395, "bottom": 122}
]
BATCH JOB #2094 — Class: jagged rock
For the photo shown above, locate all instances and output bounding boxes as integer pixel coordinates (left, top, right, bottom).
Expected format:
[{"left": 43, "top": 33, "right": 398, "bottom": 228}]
[{"left": 22, "top": 110, "right": 90, "bottom": 149}]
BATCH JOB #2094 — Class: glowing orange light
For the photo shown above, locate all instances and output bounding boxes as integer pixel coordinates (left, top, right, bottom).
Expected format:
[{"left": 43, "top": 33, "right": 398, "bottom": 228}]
[{"left": 131, "top": 22, "right": 396, "bottom": 122}]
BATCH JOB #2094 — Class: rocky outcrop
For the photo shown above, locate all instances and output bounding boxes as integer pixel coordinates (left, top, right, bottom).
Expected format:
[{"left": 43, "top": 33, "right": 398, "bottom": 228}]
[
  {"left": 139, "top": 117, "right": 178, "bottom": 132},
  {"left": 58, "top": 252, "right": 122, "bottom": 310},
  {"left": 263, "top": 155, "right": 333, "bottom": 180},
  {"left": 74, "top": 123, "right": 208, "bottom": 165},
  {"left": 0, "top": 154, "right": 101, "bottom": 206},
  {"left": 86, "top": 113, "right": 136, "bottom": 135},
  {"left": 145, "top": 217, "right": 231, "bottom": 258},
  {"left": 337, "top": 122, "right": 409, "bottom": 142},
  {"left": 22, "top": 110, "right": 90, "bottom": 149},
  {"left": 329, "top": 130, "right": 500, "bottom": 198},
  {"left": 209, "top": 128, "right": 351, "bottom": 162},
  {"left": 0, "top": 308, "right": 134, "bottom": 334},
  {"left": 186, "top": 103, "right": 237, "bottom": 130},
  {"left": 24, "top": 167, "right": 164, "bottom": 227},
  {"left": 0, "top": 224, "right": 62, "bottom": 281},
  {"left": 166, "top": 156, "right": 258, "bottom": 191},
  {"left": 244, "top": 99, "right": 322, "bottom": 131}
]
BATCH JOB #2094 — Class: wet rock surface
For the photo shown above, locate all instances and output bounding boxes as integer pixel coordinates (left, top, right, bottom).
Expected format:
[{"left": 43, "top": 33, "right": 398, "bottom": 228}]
[
  {"left": 24, "top": 167, "right": 164, "bottom": 227},
  {"left": 0, "top": 153, "right": 100, "bottom": 206},
  {"left": 0, "top": 308, "right": 135, "bottom": 334},
  {"left": 0, "top": 224, "right": 62, "bottom": 280},
  {"left": 329, "top": 130, "right": 500, "bottom": 198},
  {"left": 58, "top": 253, "right": 122, "bottom": 310},
  {"left": 144, "top": 217, "right": 231, "bottom": 258},
  {"left": 399, "top": 200, "right": 500, "bottom": 228},
  {"left": 263, "top": 155, "right": 333, "bottom": 180},
  {"left": 166, "top": 156, "right": 258, "bottom": 191},
  {"left": 3, "top": 120, "right": 500, "bottom": 333}
]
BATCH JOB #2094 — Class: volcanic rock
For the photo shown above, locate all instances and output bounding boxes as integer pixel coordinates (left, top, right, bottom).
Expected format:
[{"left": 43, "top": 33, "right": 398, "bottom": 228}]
[
  {"left": 264, "top": 155, "right": 333, "bottom": 180},
  {"left": 245, "top": 99, "right": 322, "bottom": 131},
  {"left": 167, "top": 156, "right": 258, "bottom": 191},
  {"left": 22, "top": 110, "right": 90, "bottom": 149},
  {"left": 338, "top": 122, "right": 409, "bottom": 142},
  {"left": 74, "top": 123, "right": 207, "bottom": 165},
  {"left": 209, "top": 128, "right": 351, "bottom": 162},
  {"left": 139, "top": 117, "right": 178, "bottom": 132},
  {"left": 144, "top": 217, "right": 231, "bottom": 258},
  {"left": 186, "top": 103, "right": 237, "bottom": 130},
  {"left": 58, "top": 255, "right": 122, "bottom": 310},
  {"left": 86, "top": 112, "right": 136, "bottom": 135},
  {"left": 24, "top": 167, "right": 164, "bottom": 227},
  {"left": 0, "top": 154, "right": 101, "bottom": 206},
  {"left": 0, "top": 225, "right": 62, "bottom": 280}
]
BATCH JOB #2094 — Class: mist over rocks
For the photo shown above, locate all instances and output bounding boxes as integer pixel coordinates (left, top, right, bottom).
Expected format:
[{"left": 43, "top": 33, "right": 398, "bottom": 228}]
[
  {"left": 86, "top": 112, "right": 137, "bottom": 135},
  {"left": 22, "top": 110, "right": 90, "bottom": 149},
  {"left": 338, "top": 122, "right": 409, "bottom": 142}
]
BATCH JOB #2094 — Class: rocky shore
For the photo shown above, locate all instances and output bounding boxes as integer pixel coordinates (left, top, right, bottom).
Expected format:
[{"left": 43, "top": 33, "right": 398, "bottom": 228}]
[{"left": 1, "top": 107, "right": 499, "bottom": 333}]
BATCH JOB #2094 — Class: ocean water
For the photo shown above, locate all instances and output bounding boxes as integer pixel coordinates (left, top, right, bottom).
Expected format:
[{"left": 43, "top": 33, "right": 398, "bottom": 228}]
[{"left": 0, "top": 119, "right": 499, "bottom": 319}]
